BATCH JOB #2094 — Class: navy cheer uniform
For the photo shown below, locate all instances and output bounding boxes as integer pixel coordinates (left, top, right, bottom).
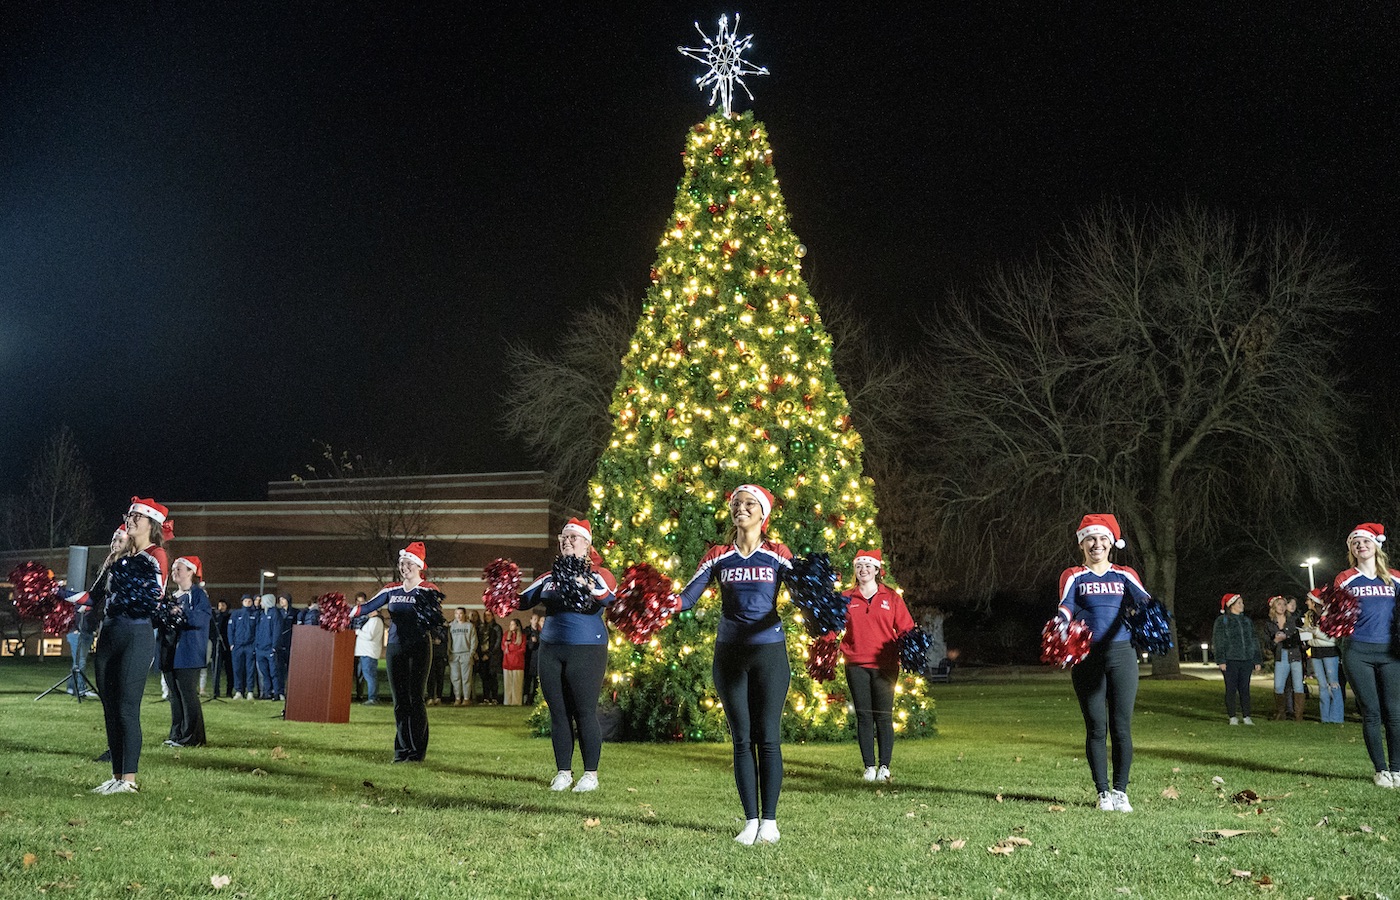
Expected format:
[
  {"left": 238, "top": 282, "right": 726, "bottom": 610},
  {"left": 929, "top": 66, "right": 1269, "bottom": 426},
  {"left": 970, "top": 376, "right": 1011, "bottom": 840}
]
[
  {"left": 1335, "top": 567, "right": 1400, "bottom": 775},
  {"left": 354, "top": 582, "right": 439, "bottom": 761}
]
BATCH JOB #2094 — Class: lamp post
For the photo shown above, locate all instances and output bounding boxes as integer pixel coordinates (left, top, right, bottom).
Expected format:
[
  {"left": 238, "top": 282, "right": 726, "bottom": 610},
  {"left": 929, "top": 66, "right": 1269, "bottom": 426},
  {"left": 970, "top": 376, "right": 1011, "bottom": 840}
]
[
  {"left": 258, "top": 569, "right": 276, "bottom": 596},
  {"left": 1200, "top": 642, "right": 1209, "bottom": 665},
  {"left": 1300, "top": 556, "right": 1320, "bottom": 591}
]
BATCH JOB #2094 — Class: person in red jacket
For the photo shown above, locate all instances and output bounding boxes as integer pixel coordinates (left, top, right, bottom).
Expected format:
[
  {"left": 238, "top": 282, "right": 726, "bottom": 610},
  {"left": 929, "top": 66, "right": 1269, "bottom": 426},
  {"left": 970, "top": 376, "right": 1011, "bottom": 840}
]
[
  {"left": 502, "top": 618, "right": 527, "bottom": 705},
  {"left": 838, "top": 549, "right": 914, "bottom": 783}
]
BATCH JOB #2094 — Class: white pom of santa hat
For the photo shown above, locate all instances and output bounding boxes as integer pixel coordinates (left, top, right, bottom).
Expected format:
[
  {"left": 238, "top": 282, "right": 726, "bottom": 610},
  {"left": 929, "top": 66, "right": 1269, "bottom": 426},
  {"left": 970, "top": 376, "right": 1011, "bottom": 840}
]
[{"left": 1075, "top": 514, "right": 1125, "bottom": 549}]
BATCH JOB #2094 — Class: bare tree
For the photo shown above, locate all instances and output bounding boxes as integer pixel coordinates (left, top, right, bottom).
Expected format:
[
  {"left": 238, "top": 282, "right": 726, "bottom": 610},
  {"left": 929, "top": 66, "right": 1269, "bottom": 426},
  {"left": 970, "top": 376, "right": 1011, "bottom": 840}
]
[
  {"left": 292, "top": 442, "right": 440, "bottom": 585},
  {"left": 500, "top": 291, "right": 640, "bottom": 511},
  {"left": 0, "top": 426, "right": 103, "bottom": 551},
  {"left": 918, "top": 203, "right": 1367, "bottom": 673}
]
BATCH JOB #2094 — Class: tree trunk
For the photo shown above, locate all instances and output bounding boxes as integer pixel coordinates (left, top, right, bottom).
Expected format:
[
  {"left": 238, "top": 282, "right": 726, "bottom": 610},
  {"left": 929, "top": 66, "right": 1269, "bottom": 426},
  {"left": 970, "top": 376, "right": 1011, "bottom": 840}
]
[{"left": 1150, "top": 483, "right": 1182, "bottom": 676}]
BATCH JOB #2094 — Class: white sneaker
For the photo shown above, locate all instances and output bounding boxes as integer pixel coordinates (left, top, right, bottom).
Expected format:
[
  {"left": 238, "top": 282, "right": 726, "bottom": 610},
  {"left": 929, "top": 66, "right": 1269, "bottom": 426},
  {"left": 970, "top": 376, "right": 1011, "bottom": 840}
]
[
  {"left": 1242, "top": 717, "right": 1254, "bottom": 725},
  {"left": 1097, "top": 791, "right": 1114, "bottom": 810},
  {"left": 1374, "top": 771, "right": 1395, "bottom": 788},
  {"left": 102, "top": 779, "right": 139, "bottom": 794},
  {"left": 734, "top": 819, "right": 760, "bottom": 845},
  {"left": 862, "top": 766, "right": 877, "bottom": 782},
  {"left": 1110, "top": 789, "right": 1133, "bottom": 812},
  {"left": 572, "top": 772, "right": 598, "bottom": 793},
  {"left": 549, "top": 771, "right": 573, "bottom": 791},
  {"left": 876, "top": 765, "right": 891, "bottom": 783},
  {"left": 92, "top": 778, "right": 119, "bottom": 794},
  {"left": 1228, "top": 716, "right": 1239, "bottom": 725},
  {"left": 756, "top": 820, "right": 780, "bottom": 844},
  {"left": 1389, "top": 771, "right": 1400, "bottom": 788},
  {"left": 232, "top": 692, "right": 242, "bottom": 700}
]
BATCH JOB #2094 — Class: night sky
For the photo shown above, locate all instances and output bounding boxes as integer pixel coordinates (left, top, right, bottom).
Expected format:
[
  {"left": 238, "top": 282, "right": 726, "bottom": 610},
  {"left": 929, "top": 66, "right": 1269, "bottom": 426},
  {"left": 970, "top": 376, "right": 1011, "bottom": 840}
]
[{"left": 3, "top": 3, "right": 1397, "bottom": 518}]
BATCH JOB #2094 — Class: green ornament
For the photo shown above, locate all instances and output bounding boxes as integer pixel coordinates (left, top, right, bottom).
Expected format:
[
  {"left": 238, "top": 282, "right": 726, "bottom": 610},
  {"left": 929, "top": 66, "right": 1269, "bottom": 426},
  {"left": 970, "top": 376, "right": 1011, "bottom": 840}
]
[
  {"left": 732, "top": 399, "right": 747, "bottom": 413},
  {"left": 720, "top": 155, "right": 731, "bottom": 165},
  {"left": 653, "top": 375, "right": 666, "bottom": 388},
  {"left": 679, "top": 609, "right": 694, "bottom": 621},
  {"left": 751, "top": 214, "right": 764, "bottom": 225},
  {"left": 674, "top": 437, "right": 688, "bottom": 449}
]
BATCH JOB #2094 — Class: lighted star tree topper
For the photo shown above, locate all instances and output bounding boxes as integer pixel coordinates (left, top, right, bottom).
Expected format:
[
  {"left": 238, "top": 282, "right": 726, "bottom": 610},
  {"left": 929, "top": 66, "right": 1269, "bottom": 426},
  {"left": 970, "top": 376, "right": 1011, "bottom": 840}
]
[{"left": 678, "top": 13, "right": 769, "bottom": 117}]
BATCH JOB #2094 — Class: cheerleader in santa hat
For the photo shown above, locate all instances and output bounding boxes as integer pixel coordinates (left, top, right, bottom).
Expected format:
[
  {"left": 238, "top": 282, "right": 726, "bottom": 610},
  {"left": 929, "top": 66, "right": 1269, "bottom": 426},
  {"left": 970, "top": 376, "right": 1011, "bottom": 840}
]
[
  {"left": 350, "top": 542, "right": 444, "bottom": 762},
  {"left": 1333, "top": 523, "right": 1400, "bottom": 787},
  {"left": 838, "top": 549, "right": 915, "bottom": 783},
  {"left": 1057, "top": 513, "right": 1152, "bottom": 812},
  {"left": 164, "top": 556, "right": 211, "bottom": 748},
  {"left": 675, "top": 483, "right": 793, "bottom": 845},
  {"left": 91, "top": 497, "right": 171, "bottom": 794},
  {"left": 516, "top": 518, "right": 618, "bottom": 792}
]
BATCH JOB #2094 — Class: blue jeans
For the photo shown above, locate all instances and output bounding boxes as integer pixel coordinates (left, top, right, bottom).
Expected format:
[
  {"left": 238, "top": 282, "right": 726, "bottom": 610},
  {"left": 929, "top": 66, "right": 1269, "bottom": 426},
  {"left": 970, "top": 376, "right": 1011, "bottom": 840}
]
[
  {"left": 359, "top": 655, "right": 380, "bottom": 700},
  {"left": 1311, "top": 655, "right": 1343, "bottom": 723},
  {"left": 1274, "top": 649, "right": 1304, "bottom": 693},
  {"left": 67, "top": 630, "right": 91, "bottom": 693}
]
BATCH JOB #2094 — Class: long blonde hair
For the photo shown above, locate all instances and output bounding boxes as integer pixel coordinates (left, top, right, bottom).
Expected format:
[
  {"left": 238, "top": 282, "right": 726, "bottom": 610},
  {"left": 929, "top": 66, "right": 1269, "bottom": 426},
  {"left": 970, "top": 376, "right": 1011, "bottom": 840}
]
[{"left": 1348, "top": 544, "right": 1394, "bottom": 586}]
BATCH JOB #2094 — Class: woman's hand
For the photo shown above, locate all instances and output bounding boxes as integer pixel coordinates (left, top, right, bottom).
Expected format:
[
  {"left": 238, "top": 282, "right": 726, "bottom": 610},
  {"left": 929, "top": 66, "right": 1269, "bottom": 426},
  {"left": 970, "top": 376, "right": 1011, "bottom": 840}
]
[
  {"left": 1273, "top": 632, "right": 1285, "bottom": 643},
  {"left": 1218, "top": 664, "right": 1226, "bottom": 672},
  {"left": 1253, "top": 664, "right": 1261, "bottom": 672}
]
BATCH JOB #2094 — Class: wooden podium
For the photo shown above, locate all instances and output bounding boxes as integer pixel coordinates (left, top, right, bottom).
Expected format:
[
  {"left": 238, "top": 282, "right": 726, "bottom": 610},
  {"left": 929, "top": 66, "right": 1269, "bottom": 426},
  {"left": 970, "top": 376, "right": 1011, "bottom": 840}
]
[{"left": 284, "top": 625, "right": 354, "bottom": 724}]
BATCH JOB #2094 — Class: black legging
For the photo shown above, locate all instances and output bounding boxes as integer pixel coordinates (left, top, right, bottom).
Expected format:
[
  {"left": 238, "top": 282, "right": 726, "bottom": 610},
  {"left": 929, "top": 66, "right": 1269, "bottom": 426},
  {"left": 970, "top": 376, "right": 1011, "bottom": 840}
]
[
  {"left": 1222, "top": 660, "right": 1253, "bottom": 718},
  {"left": 95, "top": 617, "right": 155, "bottom": 776},
  {"left": 846, "top": 664, "right": 895, "bottom": 767},
  {"left": 1070, "top": 639, "right": 1138, "bottom": 793},
  {"left": 713, "top": 640, "right": 790, "bottom": 820},
  {"left": 537, "top": 642, "right": 608, "bottom": 771},
  {"left": 1342, "top": 641, "right": 1400, "bottom": 772},
  {"left": 386, "top": 639, "right": 431, "bottom": 761},
  {"left": 168, "top": 667, "right": 206, "bottom": 746}
]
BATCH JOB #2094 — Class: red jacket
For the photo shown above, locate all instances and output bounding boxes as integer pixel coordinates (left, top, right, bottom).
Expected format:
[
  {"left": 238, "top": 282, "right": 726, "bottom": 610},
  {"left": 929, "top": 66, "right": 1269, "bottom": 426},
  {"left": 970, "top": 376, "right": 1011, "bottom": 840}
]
[
  {"left": 839, "top": 583, "right": 915, "bottom": 676},
  {"left": 502, "top": 632, "right": 526, "bottom": 671}
]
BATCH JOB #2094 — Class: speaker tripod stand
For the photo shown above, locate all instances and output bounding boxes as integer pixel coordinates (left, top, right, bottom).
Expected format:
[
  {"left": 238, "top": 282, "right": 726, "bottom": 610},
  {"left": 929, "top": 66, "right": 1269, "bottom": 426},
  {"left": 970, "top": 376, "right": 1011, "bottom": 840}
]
[{"left": 35, "top": 663, "right": 98, "bottom": 703}]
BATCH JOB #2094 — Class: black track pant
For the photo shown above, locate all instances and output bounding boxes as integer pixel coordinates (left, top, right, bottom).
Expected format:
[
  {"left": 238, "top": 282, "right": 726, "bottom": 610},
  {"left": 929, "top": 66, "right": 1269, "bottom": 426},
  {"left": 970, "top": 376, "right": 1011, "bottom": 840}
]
[
  {"left": 95, "top": 618, "right": 155, "bottom": 776},
  {"left": 538, "top": 642, "right": 608, "bottom": 771},
  {"left": 713, "top": 640, "right": 790, "bottom": 820},
  {"left": 386, "top": 639, "right": 431, "bottom": 761},
  {"left": 1222, "top": 660, "right": 1253, "bottom": 718},
  {"left": 168, "top": 667, "right": 206, "bottom": 746},
  {"left": 846, "top": 664, "right": 895, "bottom": 767},
  {"left": 1071, "top": 639, "right": 1138, "bottom": 793},
  {"left": 1343, "top": 641, "right": 1400, "bottom": 772}
]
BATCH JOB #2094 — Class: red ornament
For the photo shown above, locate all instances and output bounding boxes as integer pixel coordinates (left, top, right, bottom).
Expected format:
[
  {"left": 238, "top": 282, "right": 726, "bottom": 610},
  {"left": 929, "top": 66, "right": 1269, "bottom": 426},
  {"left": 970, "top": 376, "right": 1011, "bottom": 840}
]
[
  {"left": 750, "top": 396, "right": 765, "bottom": 410},
  {"left": 802, "top": 394, "right": 814, "bottom": 410},
  {"left": 721, "top": 241, "right": 736, "bottom": 257},
  {"left": 769, "top": 376, "right": 784, "bottom": 392},
  {"left": 671, "top": 339, "right": 686, "bottom": 354},
  {"left": 755, "top": 265, "right": 768, "bottom": 277},
  {"left": 665, "top": 408, "right": 676, "bottom": 420},
  {"left": 708, "top": 204, "right": 719, "bottom": 215},
  {"left": 676, "top": 218, "right": 688, "bottom": 230},
  {"left": 713, "top": 145, "right": 725, "bottom": 157},
  {"left": 650, "top": 268, "right": 661, "bottom": 283}
]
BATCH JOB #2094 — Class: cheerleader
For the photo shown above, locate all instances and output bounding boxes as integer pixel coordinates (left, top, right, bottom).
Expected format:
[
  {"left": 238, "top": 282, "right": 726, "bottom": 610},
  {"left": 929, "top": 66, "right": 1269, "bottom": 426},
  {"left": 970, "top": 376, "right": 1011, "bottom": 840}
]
[
  {"left": 92, "top": 497, "right": 170, "bottom": 794},
  {"left": 676, "top": 484, "right": 792, "bottom": 845},
  {"left": 1057, "top": 514, "right": 1150, "bottom": 812},
  {"left": 1333, "top": 523, "right": 1400, "bottom": 787},
  {"left": 838, "top": 549, "right": 914, "bottom": 783},
  {"left": 350, "top": 542, "right": 443, "bottom": 762}
]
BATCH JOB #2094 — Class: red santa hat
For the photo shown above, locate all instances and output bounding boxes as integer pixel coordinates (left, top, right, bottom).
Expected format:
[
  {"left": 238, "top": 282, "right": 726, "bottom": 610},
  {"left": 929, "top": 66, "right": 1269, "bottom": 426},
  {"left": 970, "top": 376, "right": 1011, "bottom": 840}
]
[
  {"left": 1075, "top": 514, "right": 1125, "bottom": 549},
  {"left": 1348, "top": 523, "right": 1386, "bottom": 545},
  {"left": 561, "top": 518, "right": 592, "bottom": 543},
  {"left": 172, "top": 556, "right": 202, "bottom": 578},
  {"left": 730, "top": 483, "right": 775, "bottom": 525},
  {"left": 854, "top": 549, "right": 883, "bottom": 568},
  {"left": 1221, "top": 592, "right": 1242, "bottom": 611},
  {"left": 112, "top": 522, "right": 127, "bottom": 541},
  {"left": 128, "top": 496, "right": 168, "bottom": 523},
  {"left": 1306, "top": 587, "right": 1324, "bottom": 604},
  {"left": 399, "top": 541, "right": 427, "bottom": 571}
]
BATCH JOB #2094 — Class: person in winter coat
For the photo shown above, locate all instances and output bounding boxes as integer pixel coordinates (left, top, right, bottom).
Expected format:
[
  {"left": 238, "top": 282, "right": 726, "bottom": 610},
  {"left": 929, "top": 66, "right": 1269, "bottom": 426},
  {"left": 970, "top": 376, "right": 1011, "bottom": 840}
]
[
  {"left": 502, "top": 618, "right": 527, "bottom": 705},
  {"left": 165, "top": 557, "right": 211, "bottom": 747},
  {"left": 229, "top": 595, "right": 258, "bottom": 700},
  {"left": 838, "top": 549, "right": 914, "bottom": 783},
  {"left": 253, "top": 594, "right": 284, "bottom": 700},
  {"left": 1264, "top": 595, "right": 1305, "bottom": 721},
  {"left": 1211, "top": 593, "right": 1261, "bottom": 725},
  {"left": 354, "top": 607, "right": 387, "bottom": 704}
]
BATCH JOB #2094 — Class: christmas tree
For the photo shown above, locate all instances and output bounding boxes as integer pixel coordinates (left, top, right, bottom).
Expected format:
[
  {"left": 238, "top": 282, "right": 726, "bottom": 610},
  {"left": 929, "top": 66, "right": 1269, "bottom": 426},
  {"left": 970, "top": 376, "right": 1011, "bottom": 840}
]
[{"left": 579, "top": 104, "right": 935, "bottom": 741}]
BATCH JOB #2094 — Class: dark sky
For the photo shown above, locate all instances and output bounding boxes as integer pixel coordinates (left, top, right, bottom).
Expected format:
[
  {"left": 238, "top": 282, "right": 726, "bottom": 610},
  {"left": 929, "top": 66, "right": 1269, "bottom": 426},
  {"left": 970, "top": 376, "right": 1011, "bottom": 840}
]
[{"left": 3, "top": 2, "right": 1397, "bottom": 518}]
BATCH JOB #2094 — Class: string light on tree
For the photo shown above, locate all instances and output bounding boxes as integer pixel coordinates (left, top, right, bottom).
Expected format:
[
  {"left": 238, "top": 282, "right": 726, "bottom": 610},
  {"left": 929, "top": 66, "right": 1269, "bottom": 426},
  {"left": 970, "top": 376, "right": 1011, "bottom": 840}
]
[{"left": 678, "top": 14, "right": 769, "bottom": 117}]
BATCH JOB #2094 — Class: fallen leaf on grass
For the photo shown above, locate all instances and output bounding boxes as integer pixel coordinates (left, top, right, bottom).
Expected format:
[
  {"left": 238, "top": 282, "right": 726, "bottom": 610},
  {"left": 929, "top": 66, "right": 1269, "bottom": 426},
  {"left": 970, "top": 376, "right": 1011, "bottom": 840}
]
[
  {"left": 250, "top": 768, "right": 268, "bottom": 777},
  {"left": 1047, "top": 805, "right": 1066, "bottom": 812},
  {"left": 948, "top": 839, "right": 966, "bottom": 850},
  {"left": 1004, "top": 836, "right": 1032, "bottom": 846},
  {"left": 1171, "top": 767, "right": 1181, "bottom": 774},
  {"left": 1359, "top": 824, "right": 1374, "bottom": 833},
  {"left": 246, "top": 749, "right": 259, "bottom": 757},
  {"left": 584, "top": 817, "right": 600, "bottom": 829},
  {"left": 1211, "top": 776, "right": 1225, "bottom": 786},
  {"left": 1207, "top": 829, "right": 1254, "bottom": 838},
  {"left": 987, "top": 844, "right": 1014, "bottom": 856},
  {"left": 994, "top": 793, "right": 1004, "bottom": 803},
  {"left": 626, "top": 787, "right": 638, "bottom": 793},
  {"left": 1115, "top": 888, "right": 1131, "bottom": 895},
  {"left": 362, "top": 780, "right": 374, "bottom": 789},
  {"left": 210, "top": 875, "right": 231, "bottom": 890},
  {"left": 1161, "top": 787, "right": 1180, "bottom": 800},
  {"left": 23, "top": 853, "right": 37, "bottom": 868},
  {"left": 270, "top": 746, "right": 289, "bottom": 760},
  {"left": 66, "top": 819, "right": 85, "bottom": 827},
  {"left": 54, "top": 850, "right": 73, "bottom": 861},
  {"left": 1230, "top": 868, "right": 1251, "bottom": 877},
  {"left": 905, "top": 812, "right": 917, "bottom": 818},
  {"left": 1231, "top": 789, "right": 1259, "bottom": 804}
]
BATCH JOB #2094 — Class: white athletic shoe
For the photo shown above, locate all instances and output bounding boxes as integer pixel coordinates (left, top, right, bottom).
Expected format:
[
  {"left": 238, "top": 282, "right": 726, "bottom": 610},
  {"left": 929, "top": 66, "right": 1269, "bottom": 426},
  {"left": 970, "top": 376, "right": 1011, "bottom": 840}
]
[
  {"left": 734, "top": 819, "right": 760, "bottom": 845},
  {"left": 572, "top": 772, "right": 598, "bottom": 793},
  {"left": 1228, "top": 716, "right": 1239, "bottom": 725},
  {"left": 876, "top": 765, "right": 891, "bottom": 783},
  {"left": 1242, "top": 717, "right": 1254, "bottom": 725},
  {"left": 756, "top": 820, "right": 780, "bottom": 844},
  {"left": 1110, "top": 789, "right": 1133, "bottom": 812},
  {"left": 549, "top": 771, "right": 573, "bottom": 791},
  {"left": 862, "top": 766, "right": 877, "bottom": 782},
  {"left": 1097, "top": 791, "right": 1114, "bottom": 810},
  {"left": 1389, "top": 771, "right": 1400, "bottom": 788},
  {"left": 232, "top": 692, "right": 242, "bottom": 700},
  {"left": 1374, "top": 771, "right": 1395, "bottom": 788},
  {"left": 92, "top": 778, "right": 120, "bottom": 794},
  {"left": 102, "top": 779, "right": 139, "bottom": 795}
]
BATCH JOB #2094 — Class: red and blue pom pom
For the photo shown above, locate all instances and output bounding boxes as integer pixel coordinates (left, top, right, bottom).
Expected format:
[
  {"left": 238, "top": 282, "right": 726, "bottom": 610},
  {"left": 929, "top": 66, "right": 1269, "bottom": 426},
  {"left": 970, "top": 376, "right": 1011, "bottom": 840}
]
[
  {"left": 607, "top": 563, "right": 679, "bottom": 644},
  {"left": 317, "top": 592, "right": 351, "bottom": 631},
  {"left": 786, "top": 553, "right": 847, "bottom": 637},
  {"left": 805, "top": 632, "right": 841, "bottom": 682},
  {"left": 1318, "top": 583, "right": 1359, "bottom": 638},
  {"left": 482, "top": 558, "right": 521, "bottom": 618},
  {"left": 898, "top": 626, "right": 933, "bottom": 674},
  {"left": 1041, "top": 616, "right": 1093, "bottom": 668},
  {"left": 1126, "top": 597, "right": 1174, "bottom": 656}
]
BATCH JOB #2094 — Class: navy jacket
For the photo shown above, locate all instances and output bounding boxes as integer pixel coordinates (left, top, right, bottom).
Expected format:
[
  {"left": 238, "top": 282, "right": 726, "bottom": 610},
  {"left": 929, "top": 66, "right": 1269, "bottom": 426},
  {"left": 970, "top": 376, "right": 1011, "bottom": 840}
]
[
  {"left": 230, "top": 606, "right": 258, "bottom": 648},
  {"left": 255, "top": 607, "right": 284, "bottom": 651},
  {"left": 173, "top": 586, "right": 213, "bottom": 669}
]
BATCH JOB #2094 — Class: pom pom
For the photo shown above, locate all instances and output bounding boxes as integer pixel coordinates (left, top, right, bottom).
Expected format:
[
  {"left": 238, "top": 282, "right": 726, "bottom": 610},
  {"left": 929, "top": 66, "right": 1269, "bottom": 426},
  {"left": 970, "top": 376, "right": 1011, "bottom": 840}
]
[
  {"left": 482, "top": 558, "right": 521, "bottom": 618},
  {"left": 414, "top": 587, "right": 446, "bottom": 630},
  {"left": 786, "top": 553, "right": 847, "bottom": 637},
  {"left": 1041, "top": 615, "right": 1093, "bottom": 668},
  {"left": 8, "top": 562, "right": 59, "bottom": 619},
  {"left": 44, "top": 601, "right": 75, "bottom": 636},
  {"left": 805, "top": 632, "right": 840, "bottom": 682},
  {"left": 552, "top": 554, "right": 601, "bottom": 614},
  {"left": 1125, "top": 597, "right": 1174, "bottom": 656},
  {"left": 898, "top": 626, "right": 933, "bottom": 674},
  {"left": 152, "top": 594, "right": 188, "bottom": 632},
  {"left": 317, "top": 592, "right": 351, "bottom": 631},
  {"left": 1318, "top": 582, "right": 1359, "bottom": 638},
  {"left": 108, "top": 554, "right": 163, "bottom": 619},
  {"left": 607, "top": 563, "right": 679, "bottom": 644}
]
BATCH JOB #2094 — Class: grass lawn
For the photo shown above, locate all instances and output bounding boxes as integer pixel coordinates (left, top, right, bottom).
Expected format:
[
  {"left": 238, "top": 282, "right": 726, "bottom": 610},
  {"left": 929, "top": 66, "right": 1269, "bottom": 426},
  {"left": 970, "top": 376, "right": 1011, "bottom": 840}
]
[{"left": 1, "top": 659, "right": 1396, "bottom": 899}]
